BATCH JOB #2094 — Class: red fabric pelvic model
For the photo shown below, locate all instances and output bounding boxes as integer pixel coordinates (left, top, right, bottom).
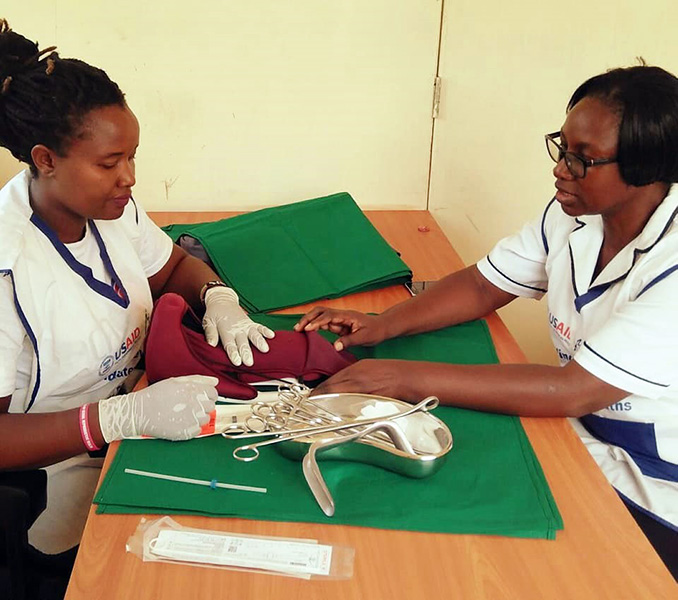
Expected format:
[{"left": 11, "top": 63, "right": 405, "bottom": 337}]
[{"left": 144, "top": 293, "right": 356, "bottom": 399}]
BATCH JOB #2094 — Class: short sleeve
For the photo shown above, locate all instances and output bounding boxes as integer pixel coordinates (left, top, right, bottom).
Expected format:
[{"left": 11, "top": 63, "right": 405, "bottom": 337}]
[
  {"left": 0, "top": 274, "right": 25, "bottom": 397},
  {"left": 120, "top": 199, "right": 173, "bottom": 277},
  {"left": 574, "top": 271, "right": 678, "bottom": 398},
  {"left": 476, "top": 212, "right": 549, "bottom": 300}
]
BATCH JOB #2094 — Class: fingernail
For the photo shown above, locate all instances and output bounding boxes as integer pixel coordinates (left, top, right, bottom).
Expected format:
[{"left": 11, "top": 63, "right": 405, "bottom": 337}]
[{"left": 335, "top": 341, "right": 344, "bottom": 351}]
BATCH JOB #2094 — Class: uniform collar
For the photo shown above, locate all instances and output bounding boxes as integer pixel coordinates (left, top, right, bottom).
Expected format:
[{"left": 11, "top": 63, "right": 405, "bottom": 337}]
[
  {"left": 0, "top": 170, "right": 34, "bottom": 271},
  {"left": 0, "top": 169, "right": 130, "bottom": 307},
  {"left": 30, "top": 213, "right": 130, "bottom": 308},
  {"left": 568, "top": 183, "right": 678, "bottom": 309}
]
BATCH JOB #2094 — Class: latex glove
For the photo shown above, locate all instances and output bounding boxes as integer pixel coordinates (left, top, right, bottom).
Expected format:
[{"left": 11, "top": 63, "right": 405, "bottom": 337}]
[
  {"left": 201, "top": 286, "right": 275, "bottom": 367},
  {"left": 98, "top": 375, "right": 218, "bottom": 442}
]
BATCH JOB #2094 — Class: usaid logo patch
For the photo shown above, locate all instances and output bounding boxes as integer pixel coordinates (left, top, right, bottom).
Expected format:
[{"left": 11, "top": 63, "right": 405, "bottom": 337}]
[
  {"left": 99, "top": 355, "right": 115, "bottom": 376},
  {"left": 98, "top": 326, "right": 141, "bottom": 377},
  {"left": 548, "top": 311, "right": 572, "bottom": 341}
]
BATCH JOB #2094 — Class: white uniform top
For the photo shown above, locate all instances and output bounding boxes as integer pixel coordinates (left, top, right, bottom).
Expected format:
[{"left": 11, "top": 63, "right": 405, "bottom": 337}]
[
  {"left": 0, "top": 169, "right": 173, "bottom": 553},
  {"left": 477, "top": 184, "right": 678, "bottom": 531},
  {"left": 0, "top": 170, "right": 173, "bottom": 413}
]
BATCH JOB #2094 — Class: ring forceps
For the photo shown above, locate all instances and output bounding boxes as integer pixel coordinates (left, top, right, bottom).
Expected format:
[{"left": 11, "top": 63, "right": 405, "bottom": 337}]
[
  {"left": 229, "top": 396, "right": 439, "bottom": 462},
  {"left": 225, "top": 383, "right": 340, "bottom": 436}
]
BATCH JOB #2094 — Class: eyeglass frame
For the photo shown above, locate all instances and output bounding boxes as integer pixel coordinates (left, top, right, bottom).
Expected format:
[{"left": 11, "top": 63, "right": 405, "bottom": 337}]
[{"left": 544, "top": 131, "right": 617, "bottom": 179}]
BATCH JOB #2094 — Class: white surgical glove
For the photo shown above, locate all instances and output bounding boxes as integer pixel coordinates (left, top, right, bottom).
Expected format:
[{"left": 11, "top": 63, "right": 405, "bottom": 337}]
[
  {"left": 201, "top": 287, "right": 275, "bottom": 367},
  {"left": 98, "top": 375, "right": 218, "bottom": 442}
]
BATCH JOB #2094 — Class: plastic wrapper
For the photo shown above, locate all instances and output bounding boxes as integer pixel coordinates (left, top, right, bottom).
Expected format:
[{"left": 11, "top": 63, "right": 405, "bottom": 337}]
[{"left": 126, "top": 516, "right": 354, "bottom": 580}]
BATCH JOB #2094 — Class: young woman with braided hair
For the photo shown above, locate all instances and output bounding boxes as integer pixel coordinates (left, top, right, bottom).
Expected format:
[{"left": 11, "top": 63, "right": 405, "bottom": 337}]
[{"left": 0, "top": 19, "right": 274, "bottom": 554}]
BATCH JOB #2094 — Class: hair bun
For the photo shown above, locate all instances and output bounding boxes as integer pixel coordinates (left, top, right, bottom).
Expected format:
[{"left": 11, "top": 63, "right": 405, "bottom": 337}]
[{"left": 0, "top": 19, "right": 40, "bottom": 79}]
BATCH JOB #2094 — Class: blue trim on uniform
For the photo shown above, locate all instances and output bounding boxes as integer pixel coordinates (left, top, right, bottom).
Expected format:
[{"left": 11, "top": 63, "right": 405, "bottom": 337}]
[
  {"left": 573, "top": 277, "right": 627, "bottom": 312},
  {"left": 573, "top": 217, "right": 587, "bottom": 232},
  {"left": 617, "top": 491, "right": 678, "bottom": 533},
  {"left": 581, "top": 414, "right": 659, "bottom": 458},
  {"left": 567, "top": 229, "right": 632, "bottom": 314},
  {"left": 572, "top": 272, "right": 633, "bottom": 313},
  {"left": 130, "top": 196, "right": 139, "bottom": 225},
  {"left": 616, "top": 202, "right": 678, "bottom": 265},
  {"left": 636, "top": 264, "right": 678, "bottom": 298},
  {"left": 574, "top": 285, "right": 609, "bottom": 312},
  {"left": 566, "top": 218, "right": 620, "bottom": 313},
  {"left": 566, "top": 218, "right": 589, "bottom": 301},
  {"left": 636, "top": 203, "right": 678, "bottom": 257},
  {"left": 580, "top": 414, "right": 678, "bottom": 483},
  {"left": 570, "top": 203, "right": 678, "bottom": 312},
  {"left": 540, "top": 198, "right": 558, "bottom": 255},
  {"left": 567, "top": 243, "right": 579, "bottom": 297},
  {"left": 486, "top": 256, "right": 548, "bottom": 293},
  {"left": 30, "top": 213, "right": 130, "bottom": 308},
  {"left": 0, "top": 269, "right": 41, "bottom": 412},
  {"left": 582, "top": 342, "right": 669, "bottom": 387},
  {"left": 566, "top": 219, "right": 587, "bottom": 302},
  {"left": 89, "top": 221, "right": 130, "bottom": 306}
]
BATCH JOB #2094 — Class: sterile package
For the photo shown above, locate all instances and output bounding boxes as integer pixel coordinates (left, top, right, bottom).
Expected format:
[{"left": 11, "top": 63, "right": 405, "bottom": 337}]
[{"left": 126, "top": 516, "right": 355, "bottom": 580}]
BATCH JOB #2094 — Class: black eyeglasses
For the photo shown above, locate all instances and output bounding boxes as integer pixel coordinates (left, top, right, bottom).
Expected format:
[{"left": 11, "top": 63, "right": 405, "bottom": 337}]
[{"left": 545, "top": 132, "right": 617, "bottom": 179}]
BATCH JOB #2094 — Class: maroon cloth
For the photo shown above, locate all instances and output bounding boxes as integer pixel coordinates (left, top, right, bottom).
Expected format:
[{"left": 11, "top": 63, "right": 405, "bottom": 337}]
[{"left": 144, "top": 293, "right": 356, "bottom": 399}]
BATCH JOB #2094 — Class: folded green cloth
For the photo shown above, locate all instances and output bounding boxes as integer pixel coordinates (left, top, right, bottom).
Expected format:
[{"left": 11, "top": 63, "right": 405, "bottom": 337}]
[
  {"left": 94, "top": 319, "right": 563, "bottom": 539},
  {"left": 162, "top": 192, "right": 412, "bottom": 313}
]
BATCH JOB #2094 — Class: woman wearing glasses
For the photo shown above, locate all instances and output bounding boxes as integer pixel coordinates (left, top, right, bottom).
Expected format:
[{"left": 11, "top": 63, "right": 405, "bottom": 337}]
[{"left": 296, "top": 65, "right": 678, "bottom": 578}]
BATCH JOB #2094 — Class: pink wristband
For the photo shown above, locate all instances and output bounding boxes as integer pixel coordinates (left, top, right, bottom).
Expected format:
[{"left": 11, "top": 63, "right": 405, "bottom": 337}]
[{"left": 79, "top": 403, "right": 102, "bottom": 452}]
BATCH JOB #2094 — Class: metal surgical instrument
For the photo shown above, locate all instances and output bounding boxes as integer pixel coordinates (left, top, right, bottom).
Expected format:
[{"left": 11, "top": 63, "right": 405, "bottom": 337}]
[
  {"left": 302, "top": 420, "right": 416, "bottom": 516},
  {"left": 229, "top": 396, "right": 440, "bottom": 462}
]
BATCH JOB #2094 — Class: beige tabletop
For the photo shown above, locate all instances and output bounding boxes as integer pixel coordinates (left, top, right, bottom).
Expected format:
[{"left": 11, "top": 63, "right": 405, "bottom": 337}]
[{"left": 64, "top": 211, "right": 677, "bottom": 599}]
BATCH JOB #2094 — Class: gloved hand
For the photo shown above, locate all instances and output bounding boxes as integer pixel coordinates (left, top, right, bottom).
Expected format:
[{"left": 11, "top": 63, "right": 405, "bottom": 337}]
[
  {"left": 201, "top": 286, "right": 275, "bottom": 367},
  {"left": 98, "top": 375, "right": 218, "bottom": 442}
]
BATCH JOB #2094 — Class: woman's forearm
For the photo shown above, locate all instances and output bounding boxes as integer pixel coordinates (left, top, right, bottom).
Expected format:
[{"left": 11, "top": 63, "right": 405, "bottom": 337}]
[
  {"left": 314, "top": 358, "right": 628, "bottom": 418},
  {"left": 379, "top": 265, "right": 516, "bottom": 340},
  {"left": 149, "top": 246, "right": 221, "bottom": 311},
  {"left": 0, "top": 410, "right": 94, "bottom": 470},
  {"left": 396, "top": 360, "right": 627, "bottom": 417},
  {"left": 0, "top": 395, "right": 105, "bottom": 470}
]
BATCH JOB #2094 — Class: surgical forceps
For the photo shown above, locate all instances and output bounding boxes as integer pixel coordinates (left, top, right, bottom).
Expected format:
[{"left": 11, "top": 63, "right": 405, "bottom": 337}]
[
  {"left": 225, "top": 383, "right": 342, "bottom": 435},
  {"left": 228, "top": 396, "right": 440, "bottom": 462}
]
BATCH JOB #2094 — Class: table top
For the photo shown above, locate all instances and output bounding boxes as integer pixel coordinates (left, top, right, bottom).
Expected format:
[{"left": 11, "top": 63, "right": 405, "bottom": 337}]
[{"left": 65, "top": 211, "right": 676, "bottom": 599}]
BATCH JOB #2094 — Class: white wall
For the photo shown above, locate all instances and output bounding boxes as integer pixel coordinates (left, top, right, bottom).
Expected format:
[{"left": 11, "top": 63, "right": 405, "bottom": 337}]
[
  {"left": 4, "top": 1, "right": 678, "bottom": 364},
  {"left": 3, "top": 1, "right": 441, "bottom": 210},
  {"left": 429, "top": 0, "right": 678, "bottom": 364}
]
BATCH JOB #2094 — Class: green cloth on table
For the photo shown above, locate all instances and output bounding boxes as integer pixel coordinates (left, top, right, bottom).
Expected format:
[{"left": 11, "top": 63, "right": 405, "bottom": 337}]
[
  {"left": 161, "top": 192, "right": 412, "bottom": 313},
  {"left": 253, "top": 313, "right": 500, "bottom": 364},
  {"left": 94, "top": 318, "right": 563, "bottom": 539}
]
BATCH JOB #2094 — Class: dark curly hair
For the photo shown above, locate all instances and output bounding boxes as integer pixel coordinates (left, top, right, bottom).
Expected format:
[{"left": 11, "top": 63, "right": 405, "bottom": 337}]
[
  {"left": 0, "top": 18, "right": 125, "bottom": 174},
  {"left": 568, "top": 64, "right": 678, "bottom": 186}
]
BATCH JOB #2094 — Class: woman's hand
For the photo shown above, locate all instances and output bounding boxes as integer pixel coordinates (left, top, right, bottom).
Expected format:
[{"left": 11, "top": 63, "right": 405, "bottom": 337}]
[
  {"left": 98, "top": 375, "right": 218, "bottom": 442},
  {"left": 311, "top": 359, "right": 411, "bottom": 398},
  {"left": 294, "top": 307, "right": 388, "bottom": 351},
  {"left": 202, "top": 287, "right": 275, "bottom": 366}
]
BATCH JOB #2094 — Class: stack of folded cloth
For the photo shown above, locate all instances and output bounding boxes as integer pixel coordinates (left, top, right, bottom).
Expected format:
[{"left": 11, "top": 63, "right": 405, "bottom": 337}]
[{"left": 161, "top": 192, "right": 412, "bottom": 313}]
